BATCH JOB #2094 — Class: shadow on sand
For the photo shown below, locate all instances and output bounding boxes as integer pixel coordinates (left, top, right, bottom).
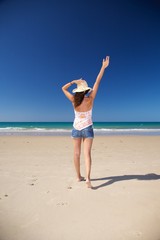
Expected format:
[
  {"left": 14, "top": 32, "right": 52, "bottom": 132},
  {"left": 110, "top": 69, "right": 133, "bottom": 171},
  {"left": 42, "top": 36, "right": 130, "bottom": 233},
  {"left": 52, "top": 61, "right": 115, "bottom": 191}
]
[{"left": 91, "top": 173, "right": 160, "bottom": 190}]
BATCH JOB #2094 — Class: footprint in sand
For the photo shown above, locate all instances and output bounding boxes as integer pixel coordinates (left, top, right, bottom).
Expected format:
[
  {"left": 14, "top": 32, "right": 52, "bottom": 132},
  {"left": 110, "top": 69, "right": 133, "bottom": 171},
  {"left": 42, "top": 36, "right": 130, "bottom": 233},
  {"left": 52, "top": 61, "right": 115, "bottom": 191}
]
[
  {"left": 29, "top": 178, "right": 38, "bottom": 186},
  {"left": 0, "top": 194, "right": 9, "bottom": 199},
  {"left": 56, "top": 202, "right": 68, "bottom": 206}
]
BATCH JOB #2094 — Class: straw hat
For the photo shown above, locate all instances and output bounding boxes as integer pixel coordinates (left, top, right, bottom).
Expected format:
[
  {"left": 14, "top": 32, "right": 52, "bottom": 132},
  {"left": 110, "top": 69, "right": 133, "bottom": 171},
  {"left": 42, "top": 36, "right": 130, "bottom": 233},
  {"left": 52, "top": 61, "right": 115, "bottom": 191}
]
[{"left": 72, "top": 80, "right": 92, "bottom": 93}]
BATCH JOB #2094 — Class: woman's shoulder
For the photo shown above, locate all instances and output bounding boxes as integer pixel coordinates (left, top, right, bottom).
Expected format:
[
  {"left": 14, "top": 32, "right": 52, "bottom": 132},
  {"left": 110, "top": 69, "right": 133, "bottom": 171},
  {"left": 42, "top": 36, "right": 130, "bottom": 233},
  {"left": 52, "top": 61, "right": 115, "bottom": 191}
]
[{"left": 85, "top": 95, "right": 93, "bottom": 101}]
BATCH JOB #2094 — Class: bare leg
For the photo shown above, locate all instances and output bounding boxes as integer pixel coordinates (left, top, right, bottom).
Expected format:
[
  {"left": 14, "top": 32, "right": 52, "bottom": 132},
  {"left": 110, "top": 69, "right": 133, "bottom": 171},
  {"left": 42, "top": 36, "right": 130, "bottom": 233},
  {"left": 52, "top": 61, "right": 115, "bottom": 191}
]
[
  {"left": 73, "top": 138, "right": 84, "bottom": 181},
  {"left": 83, "top": 138, "right": 93, "bottom": 188}
]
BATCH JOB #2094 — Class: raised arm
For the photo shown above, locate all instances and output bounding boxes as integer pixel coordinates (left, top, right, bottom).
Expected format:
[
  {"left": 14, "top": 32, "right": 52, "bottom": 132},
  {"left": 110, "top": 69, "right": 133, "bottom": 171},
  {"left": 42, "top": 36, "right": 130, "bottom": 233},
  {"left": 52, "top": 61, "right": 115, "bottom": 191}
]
[
  {"left": 62, "top": 79, "right": 84, "bottom": 102},
  {"left": 90, "top": 56, "right": 110, "bottom": 99}
]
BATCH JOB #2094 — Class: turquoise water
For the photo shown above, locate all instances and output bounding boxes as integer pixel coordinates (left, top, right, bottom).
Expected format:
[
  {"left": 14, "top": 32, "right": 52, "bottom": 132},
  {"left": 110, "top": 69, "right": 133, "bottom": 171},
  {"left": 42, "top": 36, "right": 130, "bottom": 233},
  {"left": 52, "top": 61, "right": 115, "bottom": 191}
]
[{"left": 0, "top": 122, "right": 160, "bottom": 135}]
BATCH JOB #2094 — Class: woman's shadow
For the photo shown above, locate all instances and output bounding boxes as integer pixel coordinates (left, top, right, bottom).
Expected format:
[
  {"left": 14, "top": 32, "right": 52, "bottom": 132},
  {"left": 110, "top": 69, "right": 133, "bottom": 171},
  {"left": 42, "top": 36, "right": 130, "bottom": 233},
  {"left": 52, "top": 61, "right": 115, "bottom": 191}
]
[{"left": 91, "top": 173, "right": 160, "bottom": 190}]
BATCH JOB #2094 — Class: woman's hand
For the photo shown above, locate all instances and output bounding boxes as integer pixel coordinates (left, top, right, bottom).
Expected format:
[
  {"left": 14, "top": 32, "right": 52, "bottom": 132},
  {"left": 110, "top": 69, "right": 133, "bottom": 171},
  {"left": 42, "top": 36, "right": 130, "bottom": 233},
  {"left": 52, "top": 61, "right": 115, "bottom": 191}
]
[{"left": 102, "top": 56, "right": 110, "bottom": 69}]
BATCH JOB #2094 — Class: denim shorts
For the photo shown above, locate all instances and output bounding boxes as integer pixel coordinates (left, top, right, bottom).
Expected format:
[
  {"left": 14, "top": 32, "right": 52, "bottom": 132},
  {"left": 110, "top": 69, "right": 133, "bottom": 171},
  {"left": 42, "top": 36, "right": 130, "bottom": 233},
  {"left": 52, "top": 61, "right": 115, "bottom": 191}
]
[{"left": 72, "top": 125, "right": 94, "bottom": 139}]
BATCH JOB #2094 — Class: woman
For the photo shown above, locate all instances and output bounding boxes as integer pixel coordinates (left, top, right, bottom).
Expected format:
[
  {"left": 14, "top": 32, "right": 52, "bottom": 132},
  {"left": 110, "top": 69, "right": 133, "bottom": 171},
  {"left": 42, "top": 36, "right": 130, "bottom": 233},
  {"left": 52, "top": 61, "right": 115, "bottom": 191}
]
[{"left": 62, "top": 56, "right": 110, "bottom": 188}]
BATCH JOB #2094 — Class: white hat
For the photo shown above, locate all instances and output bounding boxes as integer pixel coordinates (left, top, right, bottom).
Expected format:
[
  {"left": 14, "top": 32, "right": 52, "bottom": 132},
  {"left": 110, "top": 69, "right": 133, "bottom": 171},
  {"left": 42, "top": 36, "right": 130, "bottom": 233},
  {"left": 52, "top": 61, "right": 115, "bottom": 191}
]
[{"left": 72, "top": 80, "right": 92, "bottom": 93}]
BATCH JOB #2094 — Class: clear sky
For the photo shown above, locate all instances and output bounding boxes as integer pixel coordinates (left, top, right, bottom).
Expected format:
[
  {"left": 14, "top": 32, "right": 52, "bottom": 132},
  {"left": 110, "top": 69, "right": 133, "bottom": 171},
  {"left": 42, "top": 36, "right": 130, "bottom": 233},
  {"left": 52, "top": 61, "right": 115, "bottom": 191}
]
[{"left": 0, "top": 0, "right": 160, "bottom": 122}]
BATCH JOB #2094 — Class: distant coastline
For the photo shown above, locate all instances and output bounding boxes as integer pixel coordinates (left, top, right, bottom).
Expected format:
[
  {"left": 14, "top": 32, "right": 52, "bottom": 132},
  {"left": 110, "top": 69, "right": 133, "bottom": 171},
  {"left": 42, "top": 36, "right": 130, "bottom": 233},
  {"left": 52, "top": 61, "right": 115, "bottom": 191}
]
[{"left": 0, "top": 122, "right": 160, "bottom": 136}]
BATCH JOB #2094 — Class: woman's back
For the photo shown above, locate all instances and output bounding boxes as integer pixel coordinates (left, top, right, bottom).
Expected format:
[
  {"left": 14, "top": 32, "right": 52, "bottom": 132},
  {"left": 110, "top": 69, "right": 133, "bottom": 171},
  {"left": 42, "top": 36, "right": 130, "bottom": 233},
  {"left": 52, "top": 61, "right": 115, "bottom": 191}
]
[{"left": 73, "top": 96, "right": 93, "bottom": 112}]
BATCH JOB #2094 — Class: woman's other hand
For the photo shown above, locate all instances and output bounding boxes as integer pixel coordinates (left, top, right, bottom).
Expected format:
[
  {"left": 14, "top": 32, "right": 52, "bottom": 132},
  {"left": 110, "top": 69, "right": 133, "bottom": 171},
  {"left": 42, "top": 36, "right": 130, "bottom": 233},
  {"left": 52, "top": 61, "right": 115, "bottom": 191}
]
[{"left": 102, "top": 56, "right": 110, "bottom": 69}]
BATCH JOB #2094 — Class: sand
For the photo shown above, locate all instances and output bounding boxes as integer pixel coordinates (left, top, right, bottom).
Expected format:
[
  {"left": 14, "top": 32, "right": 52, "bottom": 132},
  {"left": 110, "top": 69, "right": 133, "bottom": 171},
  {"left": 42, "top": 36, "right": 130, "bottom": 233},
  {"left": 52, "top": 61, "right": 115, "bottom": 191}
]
[{"left": 0, "top": 135, "right": 160, "bottom": 240}]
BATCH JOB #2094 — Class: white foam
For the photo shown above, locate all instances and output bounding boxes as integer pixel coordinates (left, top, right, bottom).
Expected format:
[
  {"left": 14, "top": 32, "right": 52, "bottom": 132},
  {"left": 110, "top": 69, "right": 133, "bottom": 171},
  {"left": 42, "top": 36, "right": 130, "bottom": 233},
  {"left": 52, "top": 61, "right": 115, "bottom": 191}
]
[
  {"left": 94, "top": 128, "right": 160, "bottom": 132},
  {"left": 0, "top": 127, "right": 160, "bottom": 136}
]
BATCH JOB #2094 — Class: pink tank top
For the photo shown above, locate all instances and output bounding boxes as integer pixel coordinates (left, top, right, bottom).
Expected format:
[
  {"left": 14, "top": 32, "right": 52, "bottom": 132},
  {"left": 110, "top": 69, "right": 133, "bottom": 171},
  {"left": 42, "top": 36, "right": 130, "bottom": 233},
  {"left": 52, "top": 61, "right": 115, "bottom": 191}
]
[{"left": 73, "top": 109, "right": 93, "bottom": 130}]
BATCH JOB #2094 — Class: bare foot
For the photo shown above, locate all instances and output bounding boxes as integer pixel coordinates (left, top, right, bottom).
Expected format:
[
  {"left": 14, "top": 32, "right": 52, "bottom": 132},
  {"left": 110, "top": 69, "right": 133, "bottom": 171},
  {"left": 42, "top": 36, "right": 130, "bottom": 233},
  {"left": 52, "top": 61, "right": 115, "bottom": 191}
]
[
  {"left": 77, "top": 176, "right": 85, "bottom": 182},
  {"left": 86, "top": 181, "right": 92, "bottom": 188}
]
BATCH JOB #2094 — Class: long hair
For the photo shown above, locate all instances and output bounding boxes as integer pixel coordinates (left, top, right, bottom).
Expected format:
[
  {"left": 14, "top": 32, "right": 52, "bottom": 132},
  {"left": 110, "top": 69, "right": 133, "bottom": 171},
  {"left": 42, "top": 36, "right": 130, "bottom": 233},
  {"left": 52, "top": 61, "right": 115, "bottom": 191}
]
[{"left": 74, "top": 90, "right": 90, "bottom": 108}]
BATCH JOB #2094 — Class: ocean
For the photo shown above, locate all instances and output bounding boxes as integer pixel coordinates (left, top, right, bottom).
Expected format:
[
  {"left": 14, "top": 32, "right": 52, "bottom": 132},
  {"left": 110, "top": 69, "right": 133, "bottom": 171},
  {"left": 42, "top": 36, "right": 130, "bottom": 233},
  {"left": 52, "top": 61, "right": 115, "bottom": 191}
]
[{"left": 0, "top": 122, "right": 160, "bottom": 136}]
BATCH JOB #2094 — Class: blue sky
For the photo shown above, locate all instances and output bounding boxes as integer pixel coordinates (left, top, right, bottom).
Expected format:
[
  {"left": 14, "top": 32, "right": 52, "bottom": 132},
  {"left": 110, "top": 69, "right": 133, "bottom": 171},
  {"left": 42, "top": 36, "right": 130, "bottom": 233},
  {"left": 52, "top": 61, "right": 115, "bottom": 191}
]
[{"left": 0, "top": 0, "right": 160, "bottom": 122}]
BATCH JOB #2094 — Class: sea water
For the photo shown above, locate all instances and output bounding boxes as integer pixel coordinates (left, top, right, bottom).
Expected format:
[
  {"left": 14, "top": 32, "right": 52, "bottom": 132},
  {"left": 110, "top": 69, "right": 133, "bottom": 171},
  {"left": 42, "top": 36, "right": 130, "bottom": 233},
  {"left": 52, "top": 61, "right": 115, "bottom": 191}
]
[{"left": 0, "top": 122, "right": 160, "bottom": 136}]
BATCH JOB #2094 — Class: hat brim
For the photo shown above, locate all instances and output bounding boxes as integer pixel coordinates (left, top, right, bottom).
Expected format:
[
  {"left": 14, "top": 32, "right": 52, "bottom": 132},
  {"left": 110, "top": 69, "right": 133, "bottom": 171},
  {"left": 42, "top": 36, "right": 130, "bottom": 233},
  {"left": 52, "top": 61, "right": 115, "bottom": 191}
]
[{"left": 72, "top": 87, "right": 92, "bottom": 93}]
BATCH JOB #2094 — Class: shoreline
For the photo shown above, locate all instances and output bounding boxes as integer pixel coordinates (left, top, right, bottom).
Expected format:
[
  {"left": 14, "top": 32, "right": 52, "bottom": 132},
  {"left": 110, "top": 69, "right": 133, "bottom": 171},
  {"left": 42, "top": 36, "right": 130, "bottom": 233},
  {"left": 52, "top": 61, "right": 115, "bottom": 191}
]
[{"left": 1, "top": 130, "right": 160, "bottom": 136}]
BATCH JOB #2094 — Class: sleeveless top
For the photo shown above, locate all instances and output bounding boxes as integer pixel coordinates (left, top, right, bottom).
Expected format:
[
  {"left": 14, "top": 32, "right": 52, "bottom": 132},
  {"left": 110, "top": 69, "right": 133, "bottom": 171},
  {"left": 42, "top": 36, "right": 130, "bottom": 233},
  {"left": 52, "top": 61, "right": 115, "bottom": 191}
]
[{"left": 73, "top": 109, "right": 93, "bottom": 130}]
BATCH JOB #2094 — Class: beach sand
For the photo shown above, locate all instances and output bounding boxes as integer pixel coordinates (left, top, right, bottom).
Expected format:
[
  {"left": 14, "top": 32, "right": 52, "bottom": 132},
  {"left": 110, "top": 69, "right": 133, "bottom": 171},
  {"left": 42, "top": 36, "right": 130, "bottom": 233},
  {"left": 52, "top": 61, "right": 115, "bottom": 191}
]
[{"left": 0, "top": 135, "right": 160, "bottom": 240}]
